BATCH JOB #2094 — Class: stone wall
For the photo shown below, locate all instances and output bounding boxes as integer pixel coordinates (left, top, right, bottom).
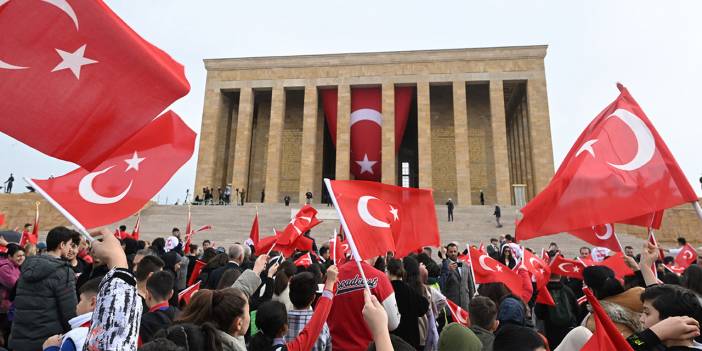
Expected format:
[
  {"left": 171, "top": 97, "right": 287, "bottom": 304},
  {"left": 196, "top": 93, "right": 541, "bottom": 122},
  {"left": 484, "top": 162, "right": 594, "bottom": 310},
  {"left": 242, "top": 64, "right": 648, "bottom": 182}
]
[
  {"left": 619, "top": 202, "right": 702, "bottom": 245},
  {"left": 279, "top": 90, "right": 304, "bottom": 203},
  {"left": 247, "top": 93, "right": 270, "bottom": 202},
  {"left": 430, "top": 85, "right": 457, "bottom": 203},
  {"left": 467, "top": 84, "right": 492, "bottom": 204}
]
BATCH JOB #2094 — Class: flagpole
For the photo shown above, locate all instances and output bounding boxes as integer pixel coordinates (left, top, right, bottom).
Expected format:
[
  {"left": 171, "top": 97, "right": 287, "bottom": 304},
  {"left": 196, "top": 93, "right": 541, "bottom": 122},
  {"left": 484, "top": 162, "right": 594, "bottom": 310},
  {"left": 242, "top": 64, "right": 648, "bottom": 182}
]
[
  {"left": 466, "top": 245, "right": 479, "bottom": 297},
  {"left": 332, "top": 229, "right": 338, "bottom": 264},
  {"left": 24, "top": 178, "right": 93, "bottom": 242},
  {"left": 324, "top": 178, "right": 370, "bottom": 292},
  {"left": 692, "top": 201, "right": 702, "bottom": 221},
  {"left": 266, "top": 228, "right": 277, "bottom": 256}
]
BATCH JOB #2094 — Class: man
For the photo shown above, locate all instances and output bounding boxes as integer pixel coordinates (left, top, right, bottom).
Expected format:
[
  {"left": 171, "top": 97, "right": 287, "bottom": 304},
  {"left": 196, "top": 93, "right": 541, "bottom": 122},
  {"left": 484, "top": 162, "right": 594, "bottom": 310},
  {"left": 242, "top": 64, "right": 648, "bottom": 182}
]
[
  {"left": 578, "top": 246, "right": 591, "bottom": 260},
  {"left": 202, "top": 240, "right": 212, "bottom": 251},
  {"left": 224, "top": 184, "right": 232, "bottom": 205},
  {"left": 624, "top": 245, "right": 636, "bottom": 259},
  {"left": 479, "top": 189, "right": 485, "bottom": 206},
  {"left": 205, "top": 244, "right": 244, "bottom": 289},
  {"left": 140, "top": 271, "right": 179, "bottom": 344},
  {"left": 305, "top": 191, "right": 313, "bottom": 204},
  {"left": 41, "top": 277, "right": 102, "bottom": 351},
  {"left": 534, "top": 273, "right": 578, "bottom": 348},
  {"left": 286, "top": 272, "right": 332, "bottom": 351},
  {"left": 446, "top": 198, "right": 455, "bottom": 222},
  {"left": 493, "top": 205, "right": 502, "bottom": 228},
  {"left": 469, "top": 296, "right": 498, "bottom": 351},
  {"left": 486, "top": 238, "right": 500, "bottom": 261},
  {"left": 3, "top": 174, "right": 13, "bottom": 193},
  {"left": 328, "top": 258, "right": 400, "bottom": 351},
  {"left": 261, "top": 188, "right": 265, "bottom": 203},
  {"left": 217, "top": 187, "right": 223, "bottom": 205},
  {"left": 284, "top": 195, "right": 291, "bottom": 206},
  {"left": 9, "top": 227, "right": 80, "bottom": 351},
  {"left": 240, "top": 188, "right": 246, "bottom": 206},
  {"left": 440, "top": 243, "right": 474, "bottom": 310},
  {"left": 666, "top": 237, "right": 688, "bottom": 256},
  {"left": 115, "top": 225, "right": 129, "bottom": 240}
]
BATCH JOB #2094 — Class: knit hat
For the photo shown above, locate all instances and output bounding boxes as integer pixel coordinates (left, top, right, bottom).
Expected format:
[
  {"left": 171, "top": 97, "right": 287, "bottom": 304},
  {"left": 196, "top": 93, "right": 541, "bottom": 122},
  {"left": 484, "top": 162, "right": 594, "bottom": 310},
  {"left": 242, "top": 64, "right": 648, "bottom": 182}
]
[{"left": 438, "top": 323, "right": 482, "bottom": 351}]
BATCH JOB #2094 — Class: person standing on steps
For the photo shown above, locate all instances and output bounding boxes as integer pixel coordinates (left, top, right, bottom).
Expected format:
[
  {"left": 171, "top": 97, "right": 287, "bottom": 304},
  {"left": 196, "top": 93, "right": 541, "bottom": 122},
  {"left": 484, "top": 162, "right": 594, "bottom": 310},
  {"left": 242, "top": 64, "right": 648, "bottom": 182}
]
[
  {"left": 283, "top": 195, "right": 291, "bottom": 206},
  {"left": 240, "top": 188, "right": 246, "bottom": 206},
  {"left": 3, "top": 174, "right": 14, "bottom": 194},
  {"left": 305, "top": 191, "right": 313, "bottom": 205},
  {"left": 493, "top": 204, "right": 502, "bottom": 228},
  {"left": 446, "top": 198, "right": 454, "bottom": 222},
  {"left": 479, "top": 189, "right": 485, "bottom": 205}
]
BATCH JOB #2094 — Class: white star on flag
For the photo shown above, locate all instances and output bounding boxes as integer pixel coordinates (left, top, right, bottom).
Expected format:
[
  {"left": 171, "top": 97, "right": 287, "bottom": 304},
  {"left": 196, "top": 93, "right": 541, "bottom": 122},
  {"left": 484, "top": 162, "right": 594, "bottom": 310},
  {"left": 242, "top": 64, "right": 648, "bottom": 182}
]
[
  {"left": 51, "top": 44, "right": 98, "bottom": 79},
  {"left": 573, "top": 266, "right": 580, "bottom": 272},
  {"left": 124, "top": 151, "right": 145, "bottom": 172},
  {"left": 355, "top": 153, "right": 377, "bottom": 174},
  {"left": 496, "top": 265, "right": 503, "bottom": 272},
  {"left": 389, "top": 206, "right": 399, "bottom": 221}
]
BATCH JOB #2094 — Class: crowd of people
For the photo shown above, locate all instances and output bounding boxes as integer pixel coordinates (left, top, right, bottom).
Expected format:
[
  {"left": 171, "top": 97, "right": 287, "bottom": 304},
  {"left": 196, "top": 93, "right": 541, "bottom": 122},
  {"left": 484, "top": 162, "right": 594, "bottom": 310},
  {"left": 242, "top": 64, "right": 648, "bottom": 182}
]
[{"left": 0, "top": 224, "right": 698, "bottom": 351}]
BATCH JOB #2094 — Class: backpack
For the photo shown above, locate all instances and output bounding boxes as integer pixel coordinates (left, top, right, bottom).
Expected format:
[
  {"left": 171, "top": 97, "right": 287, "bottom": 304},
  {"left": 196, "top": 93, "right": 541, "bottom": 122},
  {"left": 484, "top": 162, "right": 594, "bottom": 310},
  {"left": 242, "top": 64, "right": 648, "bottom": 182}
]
[{"left": 548, "top": 287, "right": 576, "bottom": 327}]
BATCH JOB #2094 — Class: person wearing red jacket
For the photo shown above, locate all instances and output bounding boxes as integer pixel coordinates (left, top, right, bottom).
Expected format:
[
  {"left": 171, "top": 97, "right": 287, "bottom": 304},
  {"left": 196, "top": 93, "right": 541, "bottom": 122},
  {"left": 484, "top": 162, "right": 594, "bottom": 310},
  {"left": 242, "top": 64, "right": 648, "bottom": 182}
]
[{"left": 249, "top": 265, "right": 338, "bottom": 351}]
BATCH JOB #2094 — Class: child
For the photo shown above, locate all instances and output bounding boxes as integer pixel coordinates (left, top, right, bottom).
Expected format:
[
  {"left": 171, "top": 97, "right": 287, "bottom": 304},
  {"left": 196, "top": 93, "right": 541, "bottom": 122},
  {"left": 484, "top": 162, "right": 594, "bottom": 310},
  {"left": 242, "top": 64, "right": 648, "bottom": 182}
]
[
  {"left": 140, "top": 271, "right": 179, "bottom": 344},
  {"left": 469, "top": 296, "right": 498, "bottom": 351},
  {"left": 285, "top": 272, "right": 331, "bottom": 351},
  {"left": 42, "top": 277, "right": 102, "bottom": 351}
]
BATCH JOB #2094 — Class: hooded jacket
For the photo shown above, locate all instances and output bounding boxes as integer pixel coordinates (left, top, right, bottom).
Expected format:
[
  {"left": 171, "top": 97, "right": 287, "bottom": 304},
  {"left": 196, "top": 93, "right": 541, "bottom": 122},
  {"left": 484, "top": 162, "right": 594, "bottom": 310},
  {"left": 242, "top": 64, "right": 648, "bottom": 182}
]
[
  {"left": 0, "top": 257, "right": 21, "bottom": 312},
  {"left": 9, "top": 254, "right": 77, "bottom": 351}
]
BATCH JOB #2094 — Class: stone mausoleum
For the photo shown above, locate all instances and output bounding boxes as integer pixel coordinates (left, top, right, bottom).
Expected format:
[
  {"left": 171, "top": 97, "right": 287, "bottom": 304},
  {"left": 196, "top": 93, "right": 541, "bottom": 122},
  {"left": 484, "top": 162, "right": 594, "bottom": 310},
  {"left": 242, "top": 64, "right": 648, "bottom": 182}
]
[{"left": 194, "top": 46, "right": 555, "bottom": 206}]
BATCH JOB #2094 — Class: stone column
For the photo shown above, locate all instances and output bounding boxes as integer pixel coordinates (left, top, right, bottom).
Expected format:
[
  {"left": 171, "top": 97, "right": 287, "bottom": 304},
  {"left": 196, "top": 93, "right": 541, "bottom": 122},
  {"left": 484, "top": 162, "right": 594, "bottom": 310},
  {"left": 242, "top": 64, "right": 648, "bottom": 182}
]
[
  {"left": 452, "top": 81, "right": 472, "bottom": 205},
  {"left": 335, "top": 83, "right": 351, "bottom": 180},
  {"left": 417, "top": 81, "right": 432, "bottom": 189},
  {"left": 299, "top": 84, "right": 318, "bottom": 203},
  {"left": 264, "top": 85, "right": 286, "bottom": 203},
  {"left": 527, "top": 77, "right": 554, "bottom": 194},
  {"left": 194, "top": 88, "right": 227, "bottom": 197},
  {"left": 231, "top": 87, "right": 254, "bottom": 196},
  {"left": 489, "top": 80, "right": 512, "bottom": 205},
  {"left": 381, "top": 83, "right": 396, "bottom": 185}
]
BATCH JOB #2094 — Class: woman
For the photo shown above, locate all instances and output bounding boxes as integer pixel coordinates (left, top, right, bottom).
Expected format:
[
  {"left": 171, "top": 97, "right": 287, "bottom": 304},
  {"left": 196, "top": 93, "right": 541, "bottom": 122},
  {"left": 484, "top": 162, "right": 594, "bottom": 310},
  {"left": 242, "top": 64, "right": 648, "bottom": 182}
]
[
  {"left": 386, "top": 257, "right": 429, "bottom": 349},
  {"left": 0, "top": 244, "right": 24, "bottom": 345},
  {"left": 582, "top": 265, "right": 644, "bottom": 337},
  {"left": 198, "top": 253, "right": 229, "bottom": 286},
  {"left": 499, "top": 245, "right": 517, "bottom": 269},
  {"left": 682, "top": 265, "right": 702, "bottom": 296},
  {"left": 177, "top": 288, "right": 250, "bottom": 351},
  {"left": 142, "top": 322, "right": 223, "bottom": 351},
  {"left": 249, "top": 265, "right": 337, "bottom": 351},
  {"left": 271, "top": 260, "right": 296, "bottom": 311}
]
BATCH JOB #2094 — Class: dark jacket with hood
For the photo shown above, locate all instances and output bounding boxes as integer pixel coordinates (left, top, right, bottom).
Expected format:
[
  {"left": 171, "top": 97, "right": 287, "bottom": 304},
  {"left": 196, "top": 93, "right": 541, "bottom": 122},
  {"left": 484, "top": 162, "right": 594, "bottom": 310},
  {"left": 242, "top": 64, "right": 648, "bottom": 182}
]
[{"left": 8, "top": 254, "right": 77, "bottom": 351}]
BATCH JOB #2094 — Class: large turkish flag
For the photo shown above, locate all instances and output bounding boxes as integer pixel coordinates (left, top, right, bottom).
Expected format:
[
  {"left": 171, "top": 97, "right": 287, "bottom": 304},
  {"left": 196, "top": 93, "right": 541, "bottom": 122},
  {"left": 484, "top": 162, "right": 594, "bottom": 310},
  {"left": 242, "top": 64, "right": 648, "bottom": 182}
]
[
  {"left": 29, "top": 111, "right": 195, "bottom": 229},
  {"left": 517, "top": 84, "right": 697, "bottom": 240},
  {"left": 468, "top": 247, "right": 524, "bottom": 299},
  {"left": 320, "top": 87, "right": 413, "bottom": 181},
  {"left": 326, "top": 179, "right": 439, "bottom": 260},
  {"left": 276, "top": 205, "right": 322, "bottom": 245},
  {"left": 0, "top": 0, "right": 189, "bottom": 169}
]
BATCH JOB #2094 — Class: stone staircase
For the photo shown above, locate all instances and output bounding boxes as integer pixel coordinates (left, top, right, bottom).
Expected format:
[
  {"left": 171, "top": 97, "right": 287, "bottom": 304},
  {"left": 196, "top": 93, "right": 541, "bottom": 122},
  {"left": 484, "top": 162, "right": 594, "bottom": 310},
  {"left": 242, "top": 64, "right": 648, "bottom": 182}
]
[{"left": 113, "top": 203, "right": 646, "bottom": 256}]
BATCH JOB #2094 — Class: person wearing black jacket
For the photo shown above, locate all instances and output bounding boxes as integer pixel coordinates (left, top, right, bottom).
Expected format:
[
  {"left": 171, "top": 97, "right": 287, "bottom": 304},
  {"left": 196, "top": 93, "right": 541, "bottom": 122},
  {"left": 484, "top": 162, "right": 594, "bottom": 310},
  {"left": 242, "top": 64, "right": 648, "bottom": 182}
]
[
  {"left": 140, "top": 271, "right": 180, "bottom": 344},
  {"left": 9, "top": 227, "right": 80, "bottom": 351},
  {"left": 535, "top": 275, "right": 579, "bottom": 348},
  {"left": 387, "top": 257, "right": 429, "bottom": 349},
  {"left": 205, "top": 245, "right": 243, "bottom": 289}
]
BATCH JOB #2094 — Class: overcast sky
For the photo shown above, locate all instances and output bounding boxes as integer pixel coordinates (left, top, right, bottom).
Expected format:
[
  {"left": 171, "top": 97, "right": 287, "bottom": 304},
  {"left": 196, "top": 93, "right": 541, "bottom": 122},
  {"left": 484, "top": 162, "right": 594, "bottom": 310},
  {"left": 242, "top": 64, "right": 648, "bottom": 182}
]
[{"left": 2, "top": 0, "right": 701, "bottom": 203}]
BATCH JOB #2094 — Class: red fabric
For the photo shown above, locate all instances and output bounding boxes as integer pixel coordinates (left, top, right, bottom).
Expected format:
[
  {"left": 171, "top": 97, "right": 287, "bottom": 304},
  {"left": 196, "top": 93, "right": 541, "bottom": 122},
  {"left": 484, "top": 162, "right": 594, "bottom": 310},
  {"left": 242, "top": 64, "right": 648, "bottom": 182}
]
[
  {"left": 665, "top": 264, "right": 686, "bottom": 275},
  {"left": 329, "top": 261, "right": 395, "bottom": 351},
  {"left": 114, "top": 230, "right": 129, "bottom": 240},
  {"left": 320, "top": 87, "right": 413, "bottom": 181},
  {"left": 550, "top": 255, "right": 585, "bottom": 280},
  {"left": 327, "top": 180, "right": 439, "bottom": 259},
  {"left": 541, "top": 249, "right": 551, "bottom": 264},
  {"left": 0, "top": 213, "right": 3, "bottom": 226},
  {"left": 255, "top": 230, "right": 314, "bottom": 258},
  {"left": 521, "top": 250, "right": 553, "bottom": 304},
  {"left": 30, "top": 111, "right": 195, "bottom": 229},
  {"left": 0, "top": 0, "right": 189, "bottom": 169},
  {"left": 675, "top": 243, "right": 698, "bottom": 268},
  {"left": 446, "top": 299, "right": 470, "bottom": 326},
  {"left": 30, "top": 208, "right": 39, "bottom": 244},
  {"left": 249, "top": 213, "right": 260, "bottom": 246},
  {"left": 330, "top": 235, "right": 350, "bottom": 265},
  {"left": 131, "top": 214, "right": 140, "bottom": 241},
  {"left": 598, "top": 253, "right": 635, "bottom": 280},
  {"left": 294, "top": 253, "right": 313, "bottom": 268},
  {"left": 277, "top": 205, "right": 321, "bottom": 246},
  {"left": 184, "top": 208, "right": 192, "bottom": 254},
  {"left": 187, "top": 260, "right": 206, "bottom": 286},
  {"left": 517, "top": 84, "right": 697, "bottom": 240},
  {"left": 178, "top": 281, "right": 200, "bottom": 305},
  {"left": 286, "top": 290, "right": 334, "bottom": 351},
  {"left": 581, "top": 287, "right": 634, "bottom": 351},
  {"left": 148, "top": 301, "right": 169, "bottom": 313},
  {"left": 569, "top": 224, "right": 622, "bottom": 252},
  {"left": 469, "top": 247, "right": 524, "bottom": 299}
]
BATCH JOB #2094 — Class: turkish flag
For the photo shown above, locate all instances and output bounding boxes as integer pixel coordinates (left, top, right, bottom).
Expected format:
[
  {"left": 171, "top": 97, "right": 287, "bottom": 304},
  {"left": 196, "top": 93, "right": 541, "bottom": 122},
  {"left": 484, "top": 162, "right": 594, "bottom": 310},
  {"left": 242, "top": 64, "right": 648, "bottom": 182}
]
[
  {"left": 469, "top": 247, "right": 524, "bottom": 299},
  {"left": 321, "top": 87, "right": 413, "bottom": 181},
  {"left": 522, "top": 249, "right": 554, "bottom": 306},
  {"left": 249, "top": 213, "right": 260, "bottom": 246},
  {"left": 255, "top": 229, "right": 314, "bottom": 258},
  {"left": 665, "top": 264, "right": 686, "bottom": 275},
  {"left": 326, "top": 179, "right": 440, "bottom": 260},
  {"left": 131, "top": 213, "right": 141, "bottom": 241},
  {"left": 541, "top": 249, "right": 551, "bottom": 264},
  {"left": 277, "top": 205, "right": 321, "bottom": 245},
  {"left": 674, "top": 243, "right": 698, "bottom": 268},
  {"left": 581, "top": 287, "right": 634, "bottom": 351},
  {"left": 178, "top": 281, "right": 201, "bottom": 305},
  {"left": 598, "top": 253, "right": 635, "bottom": 280},
  {"left": 516, "top": 84, "right": 697, "bottom": 240},
  {"left": 0, "top": 0, "right": 189, "bottom": 169},
  {"left": 0, "top": 213, "right": 3, "bottom": 226},
  {"left": 446, "top": 299, "right": 470, "bottom": 327},
  {"left": 187, "top": 260, "right": 206, "bottom": 286},
  {"left": 294, "top": 253, "right": 313, "bottom": 268},
  {"left": 550, "top": 255, "right": 585, "bottom": 280},
  {"left": 569, "top": 224, "right": 622, "bottom": 252},
  {"left": 330, "top": 233, "right": 349, "bottom": 265},
  {"left": 28, "top": 111, "right": 195, "bottom": 230}
]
